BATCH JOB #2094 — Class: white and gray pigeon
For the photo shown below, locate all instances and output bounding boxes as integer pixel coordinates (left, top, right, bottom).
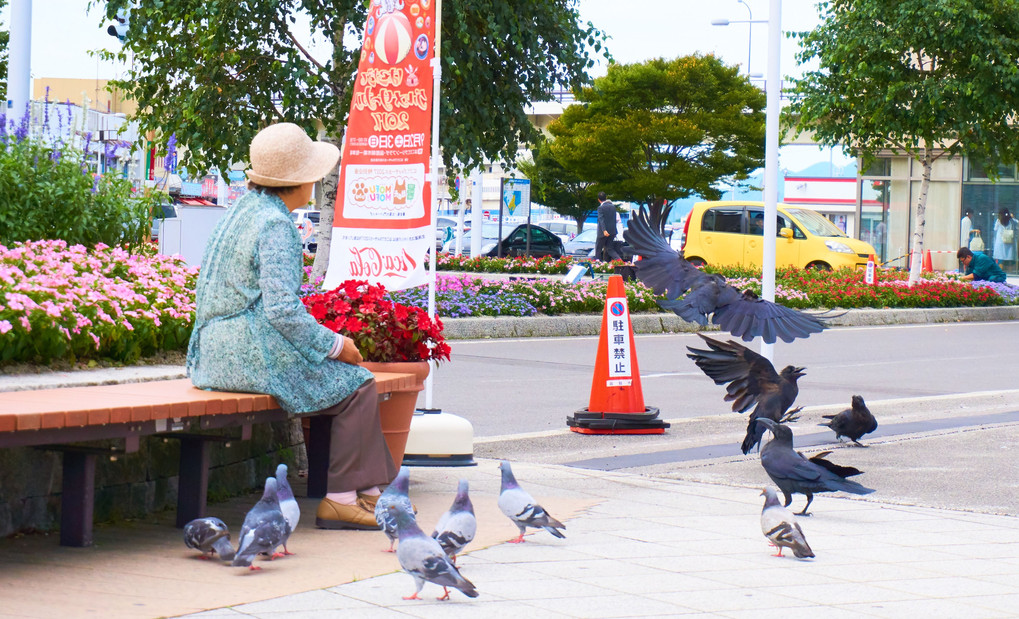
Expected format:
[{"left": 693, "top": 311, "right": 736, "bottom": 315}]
[
  {"left": 183, "top": 516, "right": 235, "bottom": 562},
  {"left": 497, "top": 460, "right": 565, "bottom": 543},
  {"left": 431, "top": 479, "right": 476, "bottom": 565},
  {"left": 760, "top": 487, "right": 814, "bottom": 559},
  {"left": 232, "top": 477, "right": 292, "bottom": 570},
  {"left": 391, "top": 504, "right": 479, "bottom": 601},
  {"left": 375, "top": 466, "right": 413, "bottom": 552},
  {"left": 275, "top": 463, "right": 299, "bottom": 555}
]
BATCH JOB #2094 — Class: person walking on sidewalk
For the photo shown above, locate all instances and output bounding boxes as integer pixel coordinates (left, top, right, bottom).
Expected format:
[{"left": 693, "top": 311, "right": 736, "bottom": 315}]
[
  {"left": 595, "top": 192, "right": 621, "bottom": 261},
  {"left": 186, "top": 123, "right": 397, "bottom": 530}
]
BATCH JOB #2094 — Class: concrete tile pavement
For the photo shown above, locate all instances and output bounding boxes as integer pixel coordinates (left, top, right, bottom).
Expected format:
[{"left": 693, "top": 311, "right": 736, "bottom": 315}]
[{"left": 176, "top": 460, "right": 1019, "bottom": 618}]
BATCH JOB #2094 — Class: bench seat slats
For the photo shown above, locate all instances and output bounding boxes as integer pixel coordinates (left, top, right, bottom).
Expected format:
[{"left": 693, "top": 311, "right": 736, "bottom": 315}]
[{"left": 0, "top": 372, "right": 419, "bottom": 433}]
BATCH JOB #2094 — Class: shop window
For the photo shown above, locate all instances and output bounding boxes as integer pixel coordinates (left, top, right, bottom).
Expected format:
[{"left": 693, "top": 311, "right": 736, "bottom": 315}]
[{"left": 967, "top": 157, "right": 1015, "bottom": 181}]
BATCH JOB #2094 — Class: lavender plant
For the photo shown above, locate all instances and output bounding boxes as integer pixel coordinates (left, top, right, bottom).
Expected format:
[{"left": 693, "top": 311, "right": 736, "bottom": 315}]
[{"left": 0, "top": 105, "right": 159, "bottom": 247}]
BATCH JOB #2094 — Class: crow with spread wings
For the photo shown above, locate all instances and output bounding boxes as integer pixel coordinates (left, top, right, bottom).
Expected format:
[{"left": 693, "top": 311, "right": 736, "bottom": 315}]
[
  {"left": 623, "top": 208, "right": 828, "bottom": 344},
  {"left": 687, "top": 334, "right": 805, "bottom": 454}
]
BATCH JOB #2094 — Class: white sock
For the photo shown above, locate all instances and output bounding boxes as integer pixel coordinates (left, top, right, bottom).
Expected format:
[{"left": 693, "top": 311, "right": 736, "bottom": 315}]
[
  {"left": 359, "top": 486, "right": 381, "bottom": 496},
  {"left": 326, "top": 491, "right": 358, "bottom": 505}
]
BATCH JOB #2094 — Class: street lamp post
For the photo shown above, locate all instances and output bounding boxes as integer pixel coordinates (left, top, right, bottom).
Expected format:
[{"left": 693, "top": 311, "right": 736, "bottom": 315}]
[
  {"left": 712, "top": 0, "right": 782, "bottom": 360},
  {"left": 739, "top": 0, "right": 753, "bottom": 75}
]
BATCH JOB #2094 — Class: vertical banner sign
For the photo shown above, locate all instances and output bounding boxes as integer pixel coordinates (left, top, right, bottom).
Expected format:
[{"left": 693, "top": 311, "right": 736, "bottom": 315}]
[
  {"left": 323, "top": 0, "right": 437, "bottom": 291},
  {"left": 605, "top": 295, "right": 633, "bottom": 386}
]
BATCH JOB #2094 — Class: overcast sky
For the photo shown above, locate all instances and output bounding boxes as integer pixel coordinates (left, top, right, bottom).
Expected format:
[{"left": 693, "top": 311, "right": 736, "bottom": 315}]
[{"left": 2, "top": 0, "right": 822, "bottom": 81}]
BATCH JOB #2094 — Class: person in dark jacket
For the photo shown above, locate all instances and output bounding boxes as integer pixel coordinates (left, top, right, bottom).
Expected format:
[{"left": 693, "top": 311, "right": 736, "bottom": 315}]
[
  {"left": 958, "top": 246, "right": 1007, "bottom": 283},
  {"left": 595, "top": 192, "right": 621, "bottom": 261}
]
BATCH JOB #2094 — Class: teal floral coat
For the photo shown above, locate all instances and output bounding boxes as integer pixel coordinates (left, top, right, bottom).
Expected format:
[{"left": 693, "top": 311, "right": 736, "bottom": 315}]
[{"left": 186, "top": 190, "right": 372, "bottom": 413}]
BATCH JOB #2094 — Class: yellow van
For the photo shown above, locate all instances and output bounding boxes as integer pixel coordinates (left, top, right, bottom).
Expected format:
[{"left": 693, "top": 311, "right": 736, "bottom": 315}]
[{"left": 679, "top": 201, "right": 876, "bottom": 270}]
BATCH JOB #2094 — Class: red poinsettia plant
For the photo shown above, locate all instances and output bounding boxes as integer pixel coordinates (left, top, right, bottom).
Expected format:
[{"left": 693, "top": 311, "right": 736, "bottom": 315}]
[{"left": 302, "top": 280, "right": 451, "bottom": 363}]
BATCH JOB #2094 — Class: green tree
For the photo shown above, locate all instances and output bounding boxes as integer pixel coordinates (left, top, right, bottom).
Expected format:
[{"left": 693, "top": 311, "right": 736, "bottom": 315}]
[
  {"left": 517, "top": 140, "right": 595, "bottom": 234},
  {"left": 787, "top": 0, "right": 1019, "bottom": 284},
  {"left": 546, "top": 55, "right": 766, "bottom": 234},
  {"left": 95, "top": 0, "right": 605, "bottom": 278}
]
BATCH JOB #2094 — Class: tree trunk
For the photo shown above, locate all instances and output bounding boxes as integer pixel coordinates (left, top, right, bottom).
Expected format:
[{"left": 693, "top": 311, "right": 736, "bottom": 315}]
[
  {"left": 311, "top": 139, "right": 340, "bottom": 284},
  {"left": 907, "top": 146, "right": 933, "bottom": 286}
]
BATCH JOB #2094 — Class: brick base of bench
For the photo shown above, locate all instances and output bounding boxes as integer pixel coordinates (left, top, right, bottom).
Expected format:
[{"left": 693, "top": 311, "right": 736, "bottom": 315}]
[{"left": 0, "top": 373, "right": 416, "bottom": 546}]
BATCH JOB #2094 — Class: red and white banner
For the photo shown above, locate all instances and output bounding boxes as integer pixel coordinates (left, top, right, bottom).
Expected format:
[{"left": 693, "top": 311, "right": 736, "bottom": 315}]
[{"left": 323, "top": 0, "right": 437, "bottom": 291}]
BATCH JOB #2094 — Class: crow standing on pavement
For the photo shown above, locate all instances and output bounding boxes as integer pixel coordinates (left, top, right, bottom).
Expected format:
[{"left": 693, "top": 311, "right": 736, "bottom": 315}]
[
  {"left": 686, "top": 334, "right": 805, "bottom": 454},
  {"left": 821, "top": 395, "right": 878, "bottom": 446},
  {"left": 756, "top": 417, "right": 875, "bottom": 516},
  {"left": 623, "top": 208, "right": 829, "bottom": 344}
]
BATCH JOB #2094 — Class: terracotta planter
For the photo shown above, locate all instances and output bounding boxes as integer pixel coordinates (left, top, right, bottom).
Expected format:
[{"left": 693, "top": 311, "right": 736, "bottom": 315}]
[{"left": 360, "top": 360, "right": 430, "bottom": 467}]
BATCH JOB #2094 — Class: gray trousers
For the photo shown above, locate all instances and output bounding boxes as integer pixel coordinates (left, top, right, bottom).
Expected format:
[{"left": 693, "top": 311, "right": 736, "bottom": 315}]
[{"left": 315, "top": 379, "right": 398, "bottom": 493}]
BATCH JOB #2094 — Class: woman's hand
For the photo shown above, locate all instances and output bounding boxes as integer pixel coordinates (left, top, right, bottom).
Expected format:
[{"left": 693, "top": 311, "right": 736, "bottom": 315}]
[{"left": 337, "top": 335, "right": 364, "bottom": 365}]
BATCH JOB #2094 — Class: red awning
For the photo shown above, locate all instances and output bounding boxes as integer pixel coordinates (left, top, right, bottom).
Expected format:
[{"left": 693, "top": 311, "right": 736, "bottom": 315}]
[{"left": 177, "top": 198, "right": 217, "bottom": 206}]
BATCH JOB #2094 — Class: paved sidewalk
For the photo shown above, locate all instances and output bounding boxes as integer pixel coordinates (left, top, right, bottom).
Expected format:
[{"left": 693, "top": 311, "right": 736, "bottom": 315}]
[{"left": 178, "top": 460, "right": 1019, "bottom": 619}]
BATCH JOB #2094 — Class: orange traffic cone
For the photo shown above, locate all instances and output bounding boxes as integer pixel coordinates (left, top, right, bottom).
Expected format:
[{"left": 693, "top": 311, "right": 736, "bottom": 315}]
[
  {"left": 922, "top": 250, "right": 933, "bottom": 273},
  {"left": 566, "top": 275, "right": 668, "bottom": 435},
  {"left": 864, "top": 254, "right": 876, "bottom": 285}
]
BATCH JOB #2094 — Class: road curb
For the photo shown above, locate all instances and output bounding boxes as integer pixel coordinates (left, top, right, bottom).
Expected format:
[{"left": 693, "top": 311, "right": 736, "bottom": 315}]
[{"left": 441, "top": 305, "right": 1019, "bottom": 339}]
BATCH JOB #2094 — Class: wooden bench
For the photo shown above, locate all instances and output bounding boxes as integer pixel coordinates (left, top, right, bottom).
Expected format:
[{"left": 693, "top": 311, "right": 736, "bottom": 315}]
[{"left": 0, "top": 372, "right": 416, "bottom": 547}]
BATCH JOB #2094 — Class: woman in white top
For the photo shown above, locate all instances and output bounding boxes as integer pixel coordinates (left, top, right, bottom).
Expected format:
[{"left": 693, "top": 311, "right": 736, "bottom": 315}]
[{"left": 993, "top": 208, "right": 1016, "bottom": 266}]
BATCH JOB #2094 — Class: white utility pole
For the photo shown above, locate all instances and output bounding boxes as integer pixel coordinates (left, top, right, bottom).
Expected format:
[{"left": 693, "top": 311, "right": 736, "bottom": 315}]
[
  {"left": 761, "top": 0, "right": 782, "bottom": 361},
  {"left": 6, "top": 0, "right": 32, "bottom": 122}
]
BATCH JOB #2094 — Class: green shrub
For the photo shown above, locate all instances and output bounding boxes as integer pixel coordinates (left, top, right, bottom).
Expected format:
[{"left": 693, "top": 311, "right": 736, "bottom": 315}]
[{"left": 0, "top": 108, "right": 159, "bottom": 247}]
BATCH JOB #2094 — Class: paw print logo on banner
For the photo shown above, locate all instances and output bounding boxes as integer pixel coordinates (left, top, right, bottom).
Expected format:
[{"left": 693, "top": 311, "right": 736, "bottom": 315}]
[{"left": 352, "top": 181, "right": 368, "bottom": 202}]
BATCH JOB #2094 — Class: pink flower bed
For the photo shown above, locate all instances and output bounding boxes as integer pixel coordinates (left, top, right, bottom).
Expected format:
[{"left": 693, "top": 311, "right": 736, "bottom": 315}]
[{"left": 0, "top": 240, "right": 197, "bottom": 364}]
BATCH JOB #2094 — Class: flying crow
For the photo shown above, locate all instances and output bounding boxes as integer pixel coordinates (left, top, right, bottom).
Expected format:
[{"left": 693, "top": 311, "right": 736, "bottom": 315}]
[
  {"left": 686, "top": 334, "right": 805, "bottom": 454},
  {"left": 624, "top": 207, "right": 829, "bottom": 344}
]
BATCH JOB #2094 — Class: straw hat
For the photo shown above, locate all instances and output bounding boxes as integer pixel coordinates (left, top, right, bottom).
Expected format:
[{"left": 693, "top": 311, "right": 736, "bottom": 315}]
[{"left": 246, "top": 123, "right": 339, "bottom": 187}]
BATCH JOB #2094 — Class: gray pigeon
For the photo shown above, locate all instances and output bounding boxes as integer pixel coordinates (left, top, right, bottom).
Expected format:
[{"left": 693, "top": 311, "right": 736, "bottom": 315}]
[
  {"left": 183, "top": 516, "right": 235, "bottom": 561},
  {"left": 391, "top": 504, "right": 479, "bottom": 601},
  {"left": 757, "top": 417, "right": 875, "bottom": 516},
  {"left": 275, "top": 463, "right": 299, "bottom": 555},
  {"left": 232, "top": 477, "right": 292, "bottom": 570},
  {"left": 375, "top": 466, "right": 413, "bottom": 552},
  {"left": 821, "top": 395, "right": 878, "bottom": 446},
  {"left": 760, "top": 487, "right": 814, "bottom": 559},
  {"left": 497, "top": 461, "right": 565, "bottom": 543},
  {"left": 431, "top": 479, "right": 476, "bottom": 565}
]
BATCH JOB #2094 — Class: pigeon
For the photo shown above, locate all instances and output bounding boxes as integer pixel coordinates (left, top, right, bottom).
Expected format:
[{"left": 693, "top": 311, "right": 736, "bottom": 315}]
[
  {"left": 497, "top": 460, "right": 565, "bottom": 543},
  {"left": 183, "top": 517, "right": 235, "bottom": 561},
  {"left": 821, "top": 395, "right": 878, "bottom": 446},
  {"left": 375, "top": 466, "right": 413, "bottom": 552},
  {"left": 760, "top": 487, "right": 814, "bottom": 559},
  {"left": 275, "top": 463, "right": 299, "bottom": 555},
  {"left": 686, "top": 334, "right": 806, "bottom": 454},
  {"left": 431, "top": 479, "right": 476, "bottom": 565},
  {"left": 391, "top": 504, "right": 479, "bottom": 601},
  {"left": 757, "top": 417, "right": 875, "bottom": 516},
  {"left": 232, "top": 477, "right": 292, "bottom": 570},
  {"left": 623, "top": 207, "right": 829, "bottom": 344}
]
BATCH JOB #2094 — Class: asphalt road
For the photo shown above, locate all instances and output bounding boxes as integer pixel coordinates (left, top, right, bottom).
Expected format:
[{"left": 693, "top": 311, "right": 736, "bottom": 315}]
[
  {"left": 432, "top": 321, "right": 1019, "bottom": 437},
  {"left": 430, "top": 321, "right": 1019, "bottom": 516}
]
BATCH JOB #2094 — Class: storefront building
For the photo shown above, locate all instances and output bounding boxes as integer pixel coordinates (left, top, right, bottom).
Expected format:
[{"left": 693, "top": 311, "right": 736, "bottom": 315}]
[{"left": 856, "top": 154, "right": 1019, "bottom": 274}]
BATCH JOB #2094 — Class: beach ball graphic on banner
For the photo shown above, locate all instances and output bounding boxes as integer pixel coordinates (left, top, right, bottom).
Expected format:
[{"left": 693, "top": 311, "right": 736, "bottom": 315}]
[{"left": 374, "top": 10, "right": 412, "bottom": 66}]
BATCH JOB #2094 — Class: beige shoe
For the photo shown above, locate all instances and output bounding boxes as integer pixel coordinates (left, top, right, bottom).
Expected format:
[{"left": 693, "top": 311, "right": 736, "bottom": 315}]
[
  {"left": 357, "top": 492, "right": 380, "bottom": 510},
  {"left": 315, "top": 498, "right": 380, "bottom": 530}
]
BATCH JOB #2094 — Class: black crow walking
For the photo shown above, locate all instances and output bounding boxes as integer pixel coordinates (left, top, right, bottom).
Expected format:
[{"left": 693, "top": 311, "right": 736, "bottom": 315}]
[
  {"left": 821, "top": 395, "right": 878, "bottom": 446},
  {"left": 757, "top": 417, "right": 875, "bottom": 516}
]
